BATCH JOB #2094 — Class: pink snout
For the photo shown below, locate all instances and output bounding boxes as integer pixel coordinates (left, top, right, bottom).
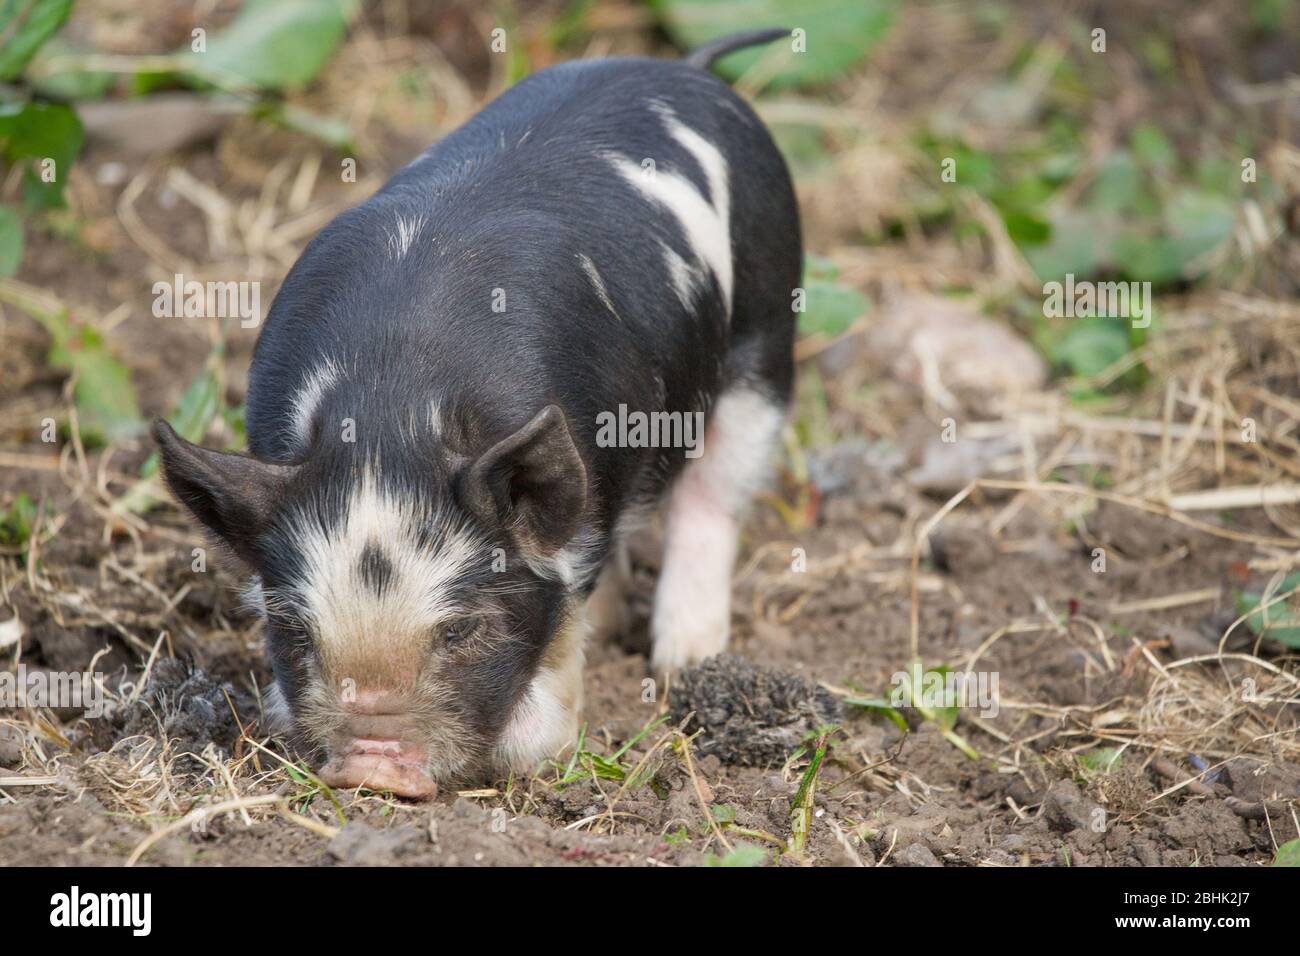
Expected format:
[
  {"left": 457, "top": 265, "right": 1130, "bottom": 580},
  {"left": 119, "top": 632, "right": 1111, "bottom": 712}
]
[
  {"left": 319, "top": 742, "right": 436, "bottom": 799},
  {"left": 317, "top": 691, "right": 436, "bottom": 799}
]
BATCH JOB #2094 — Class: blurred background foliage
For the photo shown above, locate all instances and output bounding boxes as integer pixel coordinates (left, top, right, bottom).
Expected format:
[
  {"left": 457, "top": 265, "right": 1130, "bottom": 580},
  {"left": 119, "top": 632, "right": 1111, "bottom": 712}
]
[{"left": 0, "top": 0, "right": 1295, "bottom": 462}]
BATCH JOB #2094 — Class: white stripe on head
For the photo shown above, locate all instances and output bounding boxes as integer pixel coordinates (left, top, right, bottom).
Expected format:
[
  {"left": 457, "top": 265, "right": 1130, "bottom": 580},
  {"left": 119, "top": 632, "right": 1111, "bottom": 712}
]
[
  {"left": 273, "top": 466, "right": 487, "bottom": 686},
  {"left": 605, "top": 104, "right": 732, "bottom": 315},
  {"left": 290, "top": 357, "right": 342, "bottom": 451}
]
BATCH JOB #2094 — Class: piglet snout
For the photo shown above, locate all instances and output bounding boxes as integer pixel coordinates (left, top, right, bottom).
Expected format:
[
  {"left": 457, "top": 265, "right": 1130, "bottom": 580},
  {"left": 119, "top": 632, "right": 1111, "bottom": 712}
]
[
  {"left": 319, "top": 749, "right": 436, "bottom": 799},
  {"left": 318, "top": 691, "right": 436, "bottom": 799}
]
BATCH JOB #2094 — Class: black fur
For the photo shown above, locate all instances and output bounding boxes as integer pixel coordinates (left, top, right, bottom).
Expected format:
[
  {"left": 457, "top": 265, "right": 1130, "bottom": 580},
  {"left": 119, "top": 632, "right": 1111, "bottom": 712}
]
[
  {"left": 160, "top": 46, "right": 801, "bottom": 760},
  {"left": 356, "top": 543, "right": 393, "bottom": 596}
]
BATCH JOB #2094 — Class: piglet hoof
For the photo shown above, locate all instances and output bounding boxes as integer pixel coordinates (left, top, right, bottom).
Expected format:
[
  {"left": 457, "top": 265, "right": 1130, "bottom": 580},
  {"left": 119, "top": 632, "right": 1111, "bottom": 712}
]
[{"left": 649, "top": 611, "right": 730, "bottom": 679}]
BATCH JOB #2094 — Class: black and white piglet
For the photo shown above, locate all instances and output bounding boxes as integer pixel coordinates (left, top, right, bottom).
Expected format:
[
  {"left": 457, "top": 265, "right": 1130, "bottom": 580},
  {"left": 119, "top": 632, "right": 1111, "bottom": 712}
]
[{"left": 155, "top": 30, "right": 801, "bottom": 797}]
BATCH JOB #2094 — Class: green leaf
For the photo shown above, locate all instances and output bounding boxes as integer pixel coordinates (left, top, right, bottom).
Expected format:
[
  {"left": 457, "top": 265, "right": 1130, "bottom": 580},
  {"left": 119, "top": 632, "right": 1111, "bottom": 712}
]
[
  {"left": 27, "top": 36, "right": 114, "bottom": 99},
  {"left": 1274, "top": 839, "right": 1300, "bottom": 867},
  {"left": 797, "top": 255, "right": 866, "bottom": 336},
  {"left": 939, "top": 726, "right": 979, "bottom": 760},
  {"left": 53, "top": 328, "right": 145, "bottom": 444},
  {"left": 545, "top": 0, "right": 597, "bottom": 47},
  {"left": 1101, "top": 191, "right": 1235, "bottom": 286},
  {"left": 30, "top": 308, "right": 144, "bottom": 445},
  {"left": 0, "top": 101, "right": 82, "bottom": 210},
  {"left": 139, "top": 353, "right": 222, "bottom": 479},
  {"left": 916, "top": 664, "right": 960, "bottom": 731},
  {"left": 186, "top": 0, "right": 358, "bottom": 92},
  {"left": 584, "top": 752, "right": 629, "bottom": 781},
  {"left": 704, "top": 842, "right": 767, "bottom": 867},
  {"left": 221, "top": 402, "right": 247, "bottom": 450},
  {"left": 790, "top": 731, "right": 829, "bottom": 811},
  {"left": 788, "top": 729, "right": 831, "bottom": 857},
  {"left": 170, "top": 361, "right": 222, "bottom": 444},
  {"left": 1130, "top": 125, "right": 1175, "bottom": 173},
  {"left": 1090, "top": 152, "right": 1141, "bottom": 211},
  {"left": 799, "top": 279, "right": 867, "bottom": 337},
  {"left": 0, "top": 492, "right": 36, "bottom": 547},
  {"left": 843, "top": 695, "right": 909, "bottom": 732},
  {"left": 1023, "top": 210, "right": 1104, "bottom": 283},
  {"left": 0, "top": 100, "right": 81, "bottom": 162},
  {"left": 1234, "top": 571, "right": 1300, "bottom": 649},
  {"left": 1077, "top": 747, "right": 1123, "bottom": 774},
  {"left": 769, "top": 121, "right": 830, "bottom": 175},
  {"left": 1108, "top": 234, "right": 1180, "bottom": 286},
  {"left": 803, "top": 252, "right": 839, "bottom": 280},
  {"left": 1001, "top": 209, "right": 1050, "bottom": 245},
  {"left": 886, "top": 660, "right": 979, "bottom": 758},
  {"left": 253, "top": 101, "right": 355, "bottom": 152},
  {"left": 1141, "top": 35, "right": 1176, "bottom": 83},
  {"left": 0, "top": 0, "right": 74, "bottom": 81},
  {"left": 1251, "top": 0, "right": 1289, "bottom": 31},
  {"left": 1049, "top": 317, "right": 1131, "bottom": 378},
  {"left": 1162, "top": 189, "right": 1236, "bottom": 265},
  {"left": 922, "top": 665, "right": 974, "bottom": 753},
  {"left": 650, "top": 0, "right": 899, "bottom": 88},
  {"left": 0, "top": 205, "right": 22, "bottom": 275},
  {"left": 663, "top": 826, "right": 690, "bottom": 846},
  {"left": 947, "top": 144, "right": 997, "bottom": 194},
  {"left": 127, "top": 70, "right": 176, "bottom": 96}
]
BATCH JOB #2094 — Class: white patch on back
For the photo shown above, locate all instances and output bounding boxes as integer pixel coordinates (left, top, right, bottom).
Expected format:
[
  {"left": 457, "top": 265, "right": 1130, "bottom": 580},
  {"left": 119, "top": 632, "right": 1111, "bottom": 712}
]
[
  {"left": 657, "top": 239, "right": 701, "bottom": 310},
  {"left": 387, "top": 213, "right": 426, "bottom": 259},
  {"left": 577, "top": 253, "right": 620, "bottom": 320},
  {"left": 290, "top": 357, "right": 342, "bottom": 451},
  {"left": 606, "top": 104, "right": 732, "bottom": 315}
]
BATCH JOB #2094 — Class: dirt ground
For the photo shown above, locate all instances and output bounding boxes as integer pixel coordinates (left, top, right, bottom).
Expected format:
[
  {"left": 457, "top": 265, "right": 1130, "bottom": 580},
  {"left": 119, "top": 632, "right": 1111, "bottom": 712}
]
[
  {"left": 4, "top": 461, "right": 1298, "bottom": 867},
  {"left": 1, "top": 0, "right": 1299, "bottom": 866}
]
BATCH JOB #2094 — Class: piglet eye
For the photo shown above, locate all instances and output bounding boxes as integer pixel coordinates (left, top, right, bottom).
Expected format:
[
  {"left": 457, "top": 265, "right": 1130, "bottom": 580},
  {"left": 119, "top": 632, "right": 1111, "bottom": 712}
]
[{"left": 443, "top": 616, "right": 481, "bottom": 646}]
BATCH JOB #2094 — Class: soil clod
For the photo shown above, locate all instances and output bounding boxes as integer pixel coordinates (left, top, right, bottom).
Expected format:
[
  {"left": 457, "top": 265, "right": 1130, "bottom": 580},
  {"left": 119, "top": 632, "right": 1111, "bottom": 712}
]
[
  {"left": 668, "top": 654, "right": 841, "bottom": 766},
  {"left": 115, "top": 659, "right": 249, "bottom": 767}
]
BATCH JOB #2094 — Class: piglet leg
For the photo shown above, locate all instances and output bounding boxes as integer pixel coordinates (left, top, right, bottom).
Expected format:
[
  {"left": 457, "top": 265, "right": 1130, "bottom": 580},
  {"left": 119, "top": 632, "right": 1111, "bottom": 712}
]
[{"left": 651, "top": 387, "right": 784, "bottom": 673}]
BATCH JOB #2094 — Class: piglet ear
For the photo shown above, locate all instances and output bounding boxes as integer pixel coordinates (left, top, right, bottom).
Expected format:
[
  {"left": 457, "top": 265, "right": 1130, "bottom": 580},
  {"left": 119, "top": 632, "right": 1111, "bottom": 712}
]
[
  {"left": 152, "top": 419, "right": 296, "bottom": 564},
  {"left": 462, "top": 405, "right": 588, "bottom": 556}
]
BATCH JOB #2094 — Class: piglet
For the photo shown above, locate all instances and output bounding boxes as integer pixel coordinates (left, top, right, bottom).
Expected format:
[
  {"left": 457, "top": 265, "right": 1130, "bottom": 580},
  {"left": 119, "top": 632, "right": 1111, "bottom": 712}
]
[{"left": 155, "top": 30, "right": 801, "bottom": 798}]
